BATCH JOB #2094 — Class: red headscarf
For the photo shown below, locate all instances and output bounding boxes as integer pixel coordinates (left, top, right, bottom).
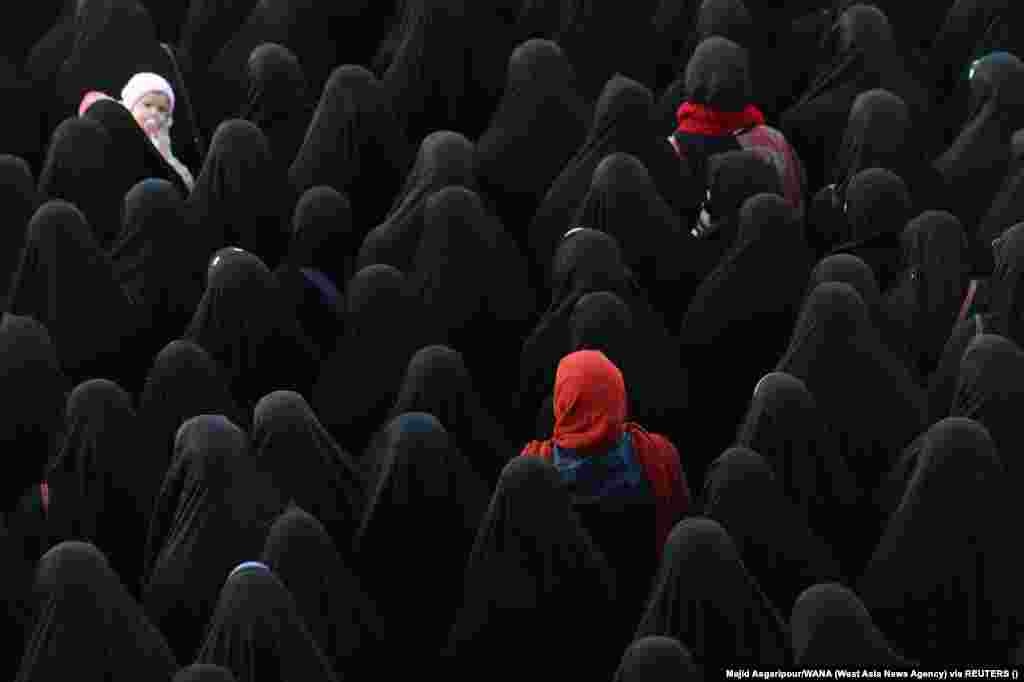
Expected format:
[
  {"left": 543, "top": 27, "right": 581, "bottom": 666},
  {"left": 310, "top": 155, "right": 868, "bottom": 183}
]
[{"left": 523, "top": 351, "right": 690, "bottom": 556}]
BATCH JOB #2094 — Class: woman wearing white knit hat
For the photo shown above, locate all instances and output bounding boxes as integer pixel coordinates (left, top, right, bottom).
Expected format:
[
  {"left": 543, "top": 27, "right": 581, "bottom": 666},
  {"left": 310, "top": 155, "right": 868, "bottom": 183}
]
[{"left": 121, "top": 72, "right": 195, "bottom": 191}]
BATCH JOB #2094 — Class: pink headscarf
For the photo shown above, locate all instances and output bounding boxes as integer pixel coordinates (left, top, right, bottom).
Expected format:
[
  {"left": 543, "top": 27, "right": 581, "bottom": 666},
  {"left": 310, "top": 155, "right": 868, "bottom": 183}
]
[{"left": 78, "top": 91, "right": 115, "bottom": 117}]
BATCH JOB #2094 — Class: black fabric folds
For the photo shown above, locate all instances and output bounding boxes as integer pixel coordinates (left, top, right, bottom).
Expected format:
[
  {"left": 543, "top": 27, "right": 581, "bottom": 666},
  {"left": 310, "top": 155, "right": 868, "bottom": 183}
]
[
  {"left": 195, "top": 563, "right": 338, "bottom": 682},
  {"left": 36, "top": 116, "right": 118, "bottom": 248},
  {"left": 185, "top": 247, "right": 319, "bottom": 413},
  {"left": 142, "top": 415, "right": 285, "bottom": 663},
  {"left": 45, "top": 379, "right": 152, "bottom": 595},
  {"left": 0, "top": 156, "right": 38, "bottom": 311},
  {"left": 634, "top": 517, "right": 791, "bottom": 669},
  {"left": 186, "top": 120, "right": 291, "bottom": 271},
  {"left": 0, "top": 314, "right": 67, "bottom": 512},
  {"left": 791, "top": 583, "right": 911, "bottom": 667},
  {"left": 680, "top": 193, "right": 812, "bottom": 462},
  {"left": 391, "top": 345, "right": 513, "bottom": 488},
  {"left": 241, "top": 43, "right": 313, "bottom": 174},
  {"left": 474, "top": 39, "right": 591, "bottom": 249},
  {"left": 16, "top": 542, "right": 178, "bottom": 682},
  {"left": 289, "top": 65, "right": 411, "bottom": 234},
  {"left": 110, "top": 179, "right": 204, "bottom": 365},
  {"left": 261, "top": 507, "right": 384, "bottom": 674},
  {"left": 251, "top": 391, "right": 364, "bottom": 554},
  {"left": 356, "top": 130, "right": 475, "bottom": 272},
  {"left": 702, "top": 447, "right": 844, "bottom": 615},
  {"left": 614, "top": 636, "right": 702, "bottom": 682},
  {"left": 356, "top": 413, "right": 490, "bottom": 671},
  {"left": 528, "top": 75, "right": 689, "bottom": 280},
  {"left": 859, "top": 417, "right": 1024, "bottom": 664},
  {"left": 444, "top": 455, "right": 619, "bottom": 678},
  {"left": 311, "top": 264, "right": 425, "bottom": 454},
  {"left": 7, "top": 200, "right": 143, "bottom": 389}
]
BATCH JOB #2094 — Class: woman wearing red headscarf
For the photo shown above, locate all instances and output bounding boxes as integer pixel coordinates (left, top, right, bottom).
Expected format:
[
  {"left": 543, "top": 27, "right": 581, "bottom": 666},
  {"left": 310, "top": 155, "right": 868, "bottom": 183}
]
[{"left": 522, "top": 350, "right": 691, "bottom": 556}]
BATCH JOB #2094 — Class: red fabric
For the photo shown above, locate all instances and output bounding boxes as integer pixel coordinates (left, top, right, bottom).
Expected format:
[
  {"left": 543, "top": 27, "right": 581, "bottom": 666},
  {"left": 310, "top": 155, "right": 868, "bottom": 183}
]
[
  {"left": 958, "top": 279, "right": 980, "bottom": 325},
  {"left": 40, "top": 482, "right": 50, "bottom": 515},
  {"left": 675, "top": 101, "right": 766, "bottom": 136},
  {"left": 522, "top": 351, "right": 691, "bottom": 556}
]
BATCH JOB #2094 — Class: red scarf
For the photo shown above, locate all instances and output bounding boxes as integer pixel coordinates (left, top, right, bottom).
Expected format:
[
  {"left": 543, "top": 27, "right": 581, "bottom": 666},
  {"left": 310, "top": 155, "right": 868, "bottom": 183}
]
[
  {"left": 521, "top": 351, "right": 690, "bottom": 557},
  {"left": 676, "top": 101, "right": 766, "bottom": 136}
]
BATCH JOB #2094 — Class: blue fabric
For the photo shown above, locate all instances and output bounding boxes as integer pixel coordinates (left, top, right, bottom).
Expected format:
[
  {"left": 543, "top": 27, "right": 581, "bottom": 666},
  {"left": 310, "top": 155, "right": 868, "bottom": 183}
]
[
  {"left": 301, "top": 268, "right": 342, "bottom": 309},
  {"left": 229, "top": 561, "right": 271, "bottom": 578},
  {"left": 552, "top": 433, "right": 652, "bottom": 505}
]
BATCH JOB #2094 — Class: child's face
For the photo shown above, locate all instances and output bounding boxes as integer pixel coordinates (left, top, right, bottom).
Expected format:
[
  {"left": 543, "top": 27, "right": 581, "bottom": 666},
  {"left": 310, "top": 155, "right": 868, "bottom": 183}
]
[{"left": 132, "top": 92, "right": 171, "bottom": 129}]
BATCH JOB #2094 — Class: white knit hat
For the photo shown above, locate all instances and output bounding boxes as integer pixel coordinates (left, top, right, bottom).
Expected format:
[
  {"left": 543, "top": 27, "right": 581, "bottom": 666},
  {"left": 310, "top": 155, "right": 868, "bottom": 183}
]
[{"left": 120, "top": 72, "right": 175, "bottom": 113}]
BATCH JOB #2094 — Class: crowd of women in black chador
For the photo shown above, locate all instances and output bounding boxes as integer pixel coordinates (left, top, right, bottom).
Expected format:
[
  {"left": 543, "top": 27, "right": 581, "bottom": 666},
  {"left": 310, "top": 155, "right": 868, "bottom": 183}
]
[{"left": 3, "top": 0, "right": 1024, "bottom": 679}]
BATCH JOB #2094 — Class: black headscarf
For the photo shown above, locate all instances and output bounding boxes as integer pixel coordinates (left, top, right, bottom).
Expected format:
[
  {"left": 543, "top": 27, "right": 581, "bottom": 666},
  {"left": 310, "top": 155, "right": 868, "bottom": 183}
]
[
  {"left": 174, "top": 665, "right": 238, "bottom": 682},
  {"left": 528, "top": 75, "right": 688, "bottom": 280},
  {"left": 7, "top": 200, "right": 143, "bottom": 388},
  {"left": 634, "top": 517, "right": 791, "bottom": 668},
  {"left": 859, "top": 417, "right": 1024, "bottom": 663},
  {"left": 0, "top": 156, "right": 38, "bottom": 311},
  {"left": 273, "top": 186, "right": 350, "bottom": 357},
  {"left": 241, "top": 43, "right": 312, "bottom": 173},
  {"left": 311, "top": 265, "right": 425, "bottom": 454},
  {"left": 187, "top": 120, "right": 291, "bottom": 271},
  {"left": 573, "top": 153, "right": 692, "bottom": 327},
  {"left": 179, "top": 0, "right": 257, "bottom": 110},
  {"left": 409, "top": 186, "right": 537, "bottom": 408},
  {"left": 45, "top": 379, "right": 152, "bottom": 596},
  {"left": 781, "top": 4, "right": 933, "bottom": 193},
  {"left": 810, "top": 89, "right": 948, "bottom": 249},
  {"left": 652, "top": 0, "right": 754, "bottom": 97},
  {"left": 735, "top": 373, "right": 860, "bottom": 564},
  {"left": 884, "top": 210, "right": 970, "bottom": 381},
  {"left": 195, "top": 563, "right": 338, "bottom": 682},
  {"left": 110, "top": 179, "right": 204, "bottom": 362},
  {"left": 934, "top": 51, "right": 1024, "bottom": 241},
  {"left": 931, "top": 2, "right": 1022, "bottom": 147},
  {"left": 807, "top": 253, "right": 908, "bottom": 364},
  {"left": 791, "top": 583, "right": 911, "bottom": 666},
  {"left": 0, "top": 314, "right": 67, "bottom": 513},
  {"left": 261, "top": 507, "right": 384, "bottom": 674},
  {"left": 0, "top": 0, "right": 65, "bottom": 66},
  {"left": 16, "top": 542, "right": 178, "bottom": 682},
  {"left": 680, "top": 194, "right": 812, "bottom": 462},
  {"left": 288, "top": 65, "right": 411, "bottom": 233},
  {"left": 828, "top": 167, "right": 913, "bottom": 291},
  {"left": 184, "top": 247, "right": 319, "bottom": 413},
  {"left": 81, "top": 97, "right": 190, "bottom": 200},
  {"left": 356, "top": 130, "right": 475, "bottom": 272},
  {"left": 519, "top": 229, "right": 685, "bottom": 442},
  {"left": 391, "top": 345, "right": 513, "bottom": 488},
  {"left": 950, "top": 333, "right": 1024, "bottom": 481},
  {"left": 202, "top": 0, "right": 341, "bottom": 135},
  {"left": 137, "top": 339, "right": 243, "bottom": 471},
  {"left": 382, "top": 0, "right": 508, "bottom": 144},
  {"left": 474, "top": 39, "right": 590, "bottom": 250},
  {"left": 554, "top": 0, "right": 659, "bottom": 98},
  {"left": 926, "top": 222, "right": 1024, "bottom": 420},
  {"left": 356, "top": 413, "right": 490, "bottom": 669},
  {"left": 978, "top": 142, "right": 1024, "bottom": 244},
  {"left": 692, "top": 150, "right": 784, "bottom": 280},
  {"left": 614, "top": 636, "right": 702, "bottom": 682},
  {"left": 776, "top": 282, "right": 926, "bottom": 517},
  {"left": 36, "top": 116, "right": 118, "bottom": 248},
  {"left": 444, "top": 455, "right": 619, "bottom": 678},
  {"left": 702, "top": 447, "right": 844, "bottom": 615},
  {"left": 143, "top": 415, "right": 285, "bottom": 663},
  {"left": 252, "top": 391, "right": 364, "bottom": 554}
]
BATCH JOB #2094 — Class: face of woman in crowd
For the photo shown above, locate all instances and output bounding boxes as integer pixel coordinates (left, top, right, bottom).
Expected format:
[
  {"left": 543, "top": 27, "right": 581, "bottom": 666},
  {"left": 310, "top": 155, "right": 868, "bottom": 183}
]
[{"left": 131, "top": 92, "right": 172, "bottom": 131}]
